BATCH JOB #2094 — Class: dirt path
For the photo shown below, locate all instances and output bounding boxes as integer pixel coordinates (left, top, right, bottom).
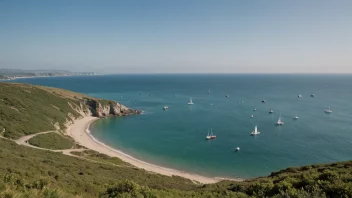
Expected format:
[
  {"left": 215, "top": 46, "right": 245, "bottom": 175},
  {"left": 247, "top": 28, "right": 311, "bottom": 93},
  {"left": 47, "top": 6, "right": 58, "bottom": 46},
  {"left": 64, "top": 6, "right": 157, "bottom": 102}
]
[
  {"left": 15, "top": 131, "right": 58, "bottom": 150},
  {"left": 8, "top": 131, "right": 130, "bottom": 168}
]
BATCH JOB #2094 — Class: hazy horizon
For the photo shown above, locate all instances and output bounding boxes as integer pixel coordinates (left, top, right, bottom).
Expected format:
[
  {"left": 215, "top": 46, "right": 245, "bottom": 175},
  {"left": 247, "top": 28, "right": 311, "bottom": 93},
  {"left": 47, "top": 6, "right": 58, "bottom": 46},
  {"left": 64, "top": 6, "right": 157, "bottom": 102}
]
[{"left": 1, "top": 0, "right": 351, "bottom": 73}]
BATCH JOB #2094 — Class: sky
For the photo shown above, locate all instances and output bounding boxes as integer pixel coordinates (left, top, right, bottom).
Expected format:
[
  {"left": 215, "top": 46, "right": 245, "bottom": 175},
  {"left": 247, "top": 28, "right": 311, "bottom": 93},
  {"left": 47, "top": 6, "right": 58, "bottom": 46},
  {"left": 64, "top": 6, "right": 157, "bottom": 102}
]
[{"left": 0, "top": 0, "right": 351, "bottom": 73}]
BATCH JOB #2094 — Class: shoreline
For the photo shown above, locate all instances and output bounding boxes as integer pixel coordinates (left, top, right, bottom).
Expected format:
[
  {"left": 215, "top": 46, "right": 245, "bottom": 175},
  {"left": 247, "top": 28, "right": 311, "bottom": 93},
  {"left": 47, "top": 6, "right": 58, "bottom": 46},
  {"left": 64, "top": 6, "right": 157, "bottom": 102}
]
[{"left": 67, "top": 116, "right": 242, "bottom": 184}]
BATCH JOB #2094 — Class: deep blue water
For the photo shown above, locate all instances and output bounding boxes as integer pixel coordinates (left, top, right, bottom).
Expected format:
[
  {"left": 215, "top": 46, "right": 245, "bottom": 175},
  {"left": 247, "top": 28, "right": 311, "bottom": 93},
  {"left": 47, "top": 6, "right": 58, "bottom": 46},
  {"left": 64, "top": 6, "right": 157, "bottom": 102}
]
[{"left": 11, "top": 74, "right": 352, "bottom": 179}]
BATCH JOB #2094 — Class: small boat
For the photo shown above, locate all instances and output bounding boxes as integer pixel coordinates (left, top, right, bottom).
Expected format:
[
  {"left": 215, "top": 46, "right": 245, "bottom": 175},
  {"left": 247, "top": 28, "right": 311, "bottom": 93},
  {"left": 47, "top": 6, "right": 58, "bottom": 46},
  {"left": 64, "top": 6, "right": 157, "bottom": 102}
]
[
  {"left": 254, "top": 109, "right": 257, "bottom": 111},
  {"left": 205, "top": 128, "right": 216, "bottom": 140},
  {"left": 262, "top": 100, "right": 266, "bottom": 103},
  {"left": 276, "top": 115, "right": 284, "bottom": 125},
  {"left": 235, "top": 147, "right": 240, "bottom": 151},
  {"left": 208, "top": 89, "right": 211, "bottom": 94},
  {"left": 209, "top": 103, "right": 213, "bottom": 106},
  {"left": 163, "top": 106, "right": 168, "bottom": 110},
  {"left": 225, "top": 95, "right": 230, "bottom": 98},
  {"left": 250, "top": 115, "right": 254, "bottom": 118},
  {"left": 325, "top": 106, "right": 332, "bottom": 113},
  {"left": 298, "top": 94, "right": 302, "bottom": 98},
  {"left": 188, "top": 98, "right": 194, "bottom": 105},
  {"left": 311, "top": 93, "right": 315, "bottom": 97},
  {"left": 251, "top": 125, "right": 260, "bottom": 135},
  {"left": 149, "top": 94, "right": 153, "bottom": 97},
  {"left": 269, "top": 109, "right": 274, "bottom": 114},
  {"left": 293, "top": 116, "right": 299, "bottom": 120}
]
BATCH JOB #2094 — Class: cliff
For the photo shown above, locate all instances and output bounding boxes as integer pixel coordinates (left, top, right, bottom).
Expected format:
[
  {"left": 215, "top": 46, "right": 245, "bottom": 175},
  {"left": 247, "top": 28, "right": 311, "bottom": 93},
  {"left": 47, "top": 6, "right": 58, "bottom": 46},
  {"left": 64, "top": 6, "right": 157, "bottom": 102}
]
[
  {"left": 84, "top": 99, "right": 140, "bottom": 117},
  {"left": 0, "top": 82, "right": 140, "bottom": 138}
]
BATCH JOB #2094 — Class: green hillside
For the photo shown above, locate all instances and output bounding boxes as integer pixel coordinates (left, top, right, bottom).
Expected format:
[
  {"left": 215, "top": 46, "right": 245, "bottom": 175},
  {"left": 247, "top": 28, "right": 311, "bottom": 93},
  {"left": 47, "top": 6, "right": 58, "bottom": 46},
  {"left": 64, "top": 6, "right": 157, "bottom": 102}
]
[
  {"left": 0, "top": 83, "right": 136, "bottom": 139},
  {"left": 0, "top": 83, "right": 85, "bottom": 138},
  {"left": 0, "top": 82, "right": 351, "bottom": 198}
]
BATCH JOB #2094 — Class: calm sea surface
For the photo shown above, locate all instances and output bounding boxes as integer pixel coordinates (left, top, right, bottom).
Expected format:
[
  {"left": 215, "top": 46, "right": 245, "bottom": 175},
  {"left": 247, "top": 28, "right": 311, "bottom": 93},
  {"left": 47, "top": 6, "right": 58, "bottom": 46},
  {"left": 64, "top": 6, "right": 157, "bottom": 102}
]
[{"left": 12, "top": 74, "right": 352, "bottom": 178}]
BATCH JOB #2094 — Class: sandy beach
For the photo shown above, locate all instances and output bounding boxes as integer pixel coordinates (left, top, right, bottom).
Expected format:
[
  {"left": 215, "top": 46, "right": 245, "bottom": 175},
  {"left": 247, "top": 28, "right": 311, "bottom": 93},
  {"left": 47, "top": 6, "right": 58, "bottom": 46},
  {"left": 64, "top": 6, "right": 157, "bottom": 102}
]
[{"left": 67, "top": 116, "right": 238, "bottom": 184}]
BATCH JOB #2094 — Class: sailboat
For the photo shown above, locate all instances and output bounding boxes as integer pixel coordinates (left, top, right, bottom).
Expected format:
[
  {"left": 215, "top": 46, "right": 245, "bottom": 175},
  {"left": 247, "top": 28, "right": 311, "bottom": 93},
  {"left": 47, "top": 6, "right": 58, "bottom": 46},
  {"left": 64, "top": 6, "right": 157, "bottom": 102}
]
[
  {"left": 207, "top": 89, "right": 211, "bottom": 94},
  {"left": 250, "top": 125, "right": 260, "bottom": 135},
  {"left": 205, "top": 128, "right": 216, "bottom": 140},
  {"left": 325, "top": 106, "right": 332, "bottom": 113},
  {"left": 293, "top": 111, "right": 299, "bottom": 120},
  {"left": 250, "top": 114, "right": 254, "bottom": 118},
  {"left": 276, "top": 114, "right": 284, "bottom": 125},
  {"left": 269, "top": 109, "right": 274, "bottom": 114},
  {"left": 188, "top": 98, "right": 194, "bottom": 105}
]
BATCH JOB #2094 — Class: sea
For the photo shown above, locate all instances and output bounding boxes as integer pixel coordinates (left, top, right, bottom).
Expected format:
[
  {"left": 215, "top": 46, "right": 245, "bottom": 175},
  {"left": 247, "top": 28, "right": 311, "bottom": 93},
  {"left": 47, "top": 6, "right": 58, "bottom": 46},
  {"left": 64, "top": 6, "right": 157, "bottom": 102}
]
[{"left": 11, "top": 74, "right": 352, "bottom": 179}]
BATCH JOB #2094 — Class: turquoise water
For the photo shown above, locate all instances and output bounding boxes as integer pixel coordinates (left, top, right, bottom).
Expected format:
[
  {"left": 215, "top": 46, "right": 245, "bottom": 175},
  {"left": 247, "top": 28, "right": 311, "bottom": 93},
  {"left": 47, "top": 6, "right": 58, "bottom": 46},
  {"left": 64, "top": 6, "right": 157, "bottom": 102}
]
[{"left": 13, "top": 74, "right": 352, "bottom": 179}]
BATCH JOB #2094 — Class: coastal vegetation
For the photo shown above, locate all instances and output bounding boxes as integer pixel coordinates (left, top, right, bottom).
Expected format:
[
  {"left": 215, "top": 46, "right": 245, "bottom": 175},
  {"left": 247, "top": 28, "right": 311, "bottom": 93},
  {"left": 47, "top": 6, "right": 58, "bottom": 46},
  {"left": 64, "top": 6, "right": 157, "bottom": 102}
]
[
  {"left": 0, "top": 82, "right": 351, "bottom": 197},
  {"left": 70, "top": 150, "right": 130, "bottom": 167},
  {"left": 0, "top": 83, "right": 138, "bottom": 139},
  {"left": 28, "top": 132, "right": 77, "bottom": 150}
]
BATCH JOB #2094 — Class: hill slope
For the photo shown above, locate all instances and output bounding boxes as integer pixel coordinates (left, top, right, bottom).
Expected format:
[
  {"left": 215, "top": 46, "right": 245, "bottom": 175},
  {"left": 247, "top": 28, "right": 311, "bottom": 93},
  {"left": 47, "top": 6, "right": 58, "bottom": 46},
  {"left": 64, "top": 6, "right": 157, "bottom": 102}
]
[{"left": 0, "top": 83, "right": 139, "bottom": 139}]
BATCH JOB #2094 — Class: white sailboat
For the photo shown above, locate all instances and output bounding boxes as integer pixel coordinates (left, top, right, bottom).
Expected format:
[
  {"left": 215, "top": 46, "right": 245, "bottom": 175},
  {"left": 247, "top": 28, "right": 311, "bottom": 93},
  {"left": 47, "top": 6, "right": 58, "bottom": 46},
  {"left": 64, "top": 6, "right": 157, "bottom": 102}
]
[
  {"left": 235, "top": 147, "right": 240, "bottom": 151},
  {"left": 325, "top": 106, "right": 332, "bottom": 113},
  {"left": 206, "top": 128, "right": 216, "bottom": 140},
  {"left": 269, "top": 109, "right": 274, "bottom": 114},
  {"left": 163, "top": 106, "right": 168, "bottom": 110},
  {"left": 276, "top": 114, "right": 284, "bottom": 125},
  {"left": 250, "top": 125, "right": 260, "bottom": 135},
  {"left": 293, "top": 111, "right": 299, "bottom": 120},
  {"left": 188, "top": 98, "right": 194, "bottom": 105},
  {"left": 250, "top": 114, "right": 254, "bottom": 118},
  {"left": 208, "top": 89, "right": 211, "bottom": 94}
]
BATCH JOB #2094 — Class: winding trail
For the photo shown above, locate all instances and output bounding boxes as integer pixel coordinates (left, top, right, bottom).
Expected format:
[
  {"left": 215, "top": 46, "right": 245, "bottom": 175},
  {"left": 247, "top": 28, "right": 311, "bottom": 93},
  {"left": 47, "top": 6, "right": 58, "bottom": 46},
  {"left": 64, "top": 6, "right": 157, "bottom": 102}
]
[
  {"left": 15, "top": 131, "right": 58, "bottom": 149},
  {"left": 2, "top": 131, "right": 130, "bottom": 168}
]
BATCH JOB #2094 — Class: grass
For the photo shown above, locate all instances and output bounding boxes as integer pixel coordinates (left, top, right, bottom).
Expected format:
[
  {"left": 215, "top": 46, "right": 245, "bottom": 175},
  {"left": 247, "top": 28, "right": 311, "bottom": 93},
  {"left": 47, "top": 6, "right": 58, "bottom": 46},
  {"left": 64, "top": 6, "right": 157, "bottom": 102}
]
[
  {"left": 71, "top": 150, "right": 130, "bottom": 167},
  {"left": 0, "top": 138, "right": 196, "bottom": 198},
  {"left": 28, "top": 133, "right": 76, "bottom": 150},
  {"left": 0, "top": 82, "right": 128, "bottom": 139},
  {"left": 0, "top": 83, "right": 82, "bottom": 139}
]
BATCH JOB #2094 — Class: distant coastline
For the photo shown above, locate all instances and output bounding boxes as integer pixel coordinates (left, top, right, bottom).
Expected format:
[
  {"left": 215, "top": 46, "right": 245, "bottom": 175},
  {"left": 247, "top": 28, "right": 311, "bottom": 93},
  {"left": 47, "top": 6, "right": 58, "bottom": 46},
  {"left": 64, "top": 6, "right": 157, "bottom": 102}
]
[
  {"left": 67, "top": 116, "right": 242, "bottom": 184},
  {"left": 0, "top": 68, "right": 103, "bottom": 81}
]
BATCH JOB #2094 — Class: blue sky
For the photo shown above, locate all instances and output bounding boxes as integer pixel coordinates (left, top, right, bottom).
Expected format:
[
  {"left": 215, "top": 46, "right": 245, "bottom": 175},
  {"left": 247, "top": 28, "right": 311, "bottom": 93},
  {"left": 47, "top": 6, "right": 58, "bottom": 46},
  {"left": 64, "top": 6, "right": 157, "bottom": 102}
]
[{"left": 0, "top": 0, "right": 351, "bottom": 73}]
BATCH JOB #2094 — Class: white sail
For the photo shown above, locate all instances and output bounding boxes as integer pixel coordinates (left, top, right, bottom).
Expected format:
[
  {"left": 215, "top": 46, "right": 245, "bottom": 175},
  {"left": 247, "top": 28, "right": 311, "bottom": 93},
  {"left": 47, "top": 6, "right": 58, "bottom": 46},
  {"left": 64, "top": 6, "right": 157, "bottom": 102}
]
[{"left": 188, "top": 98, "right": 193, "bottom": 105}]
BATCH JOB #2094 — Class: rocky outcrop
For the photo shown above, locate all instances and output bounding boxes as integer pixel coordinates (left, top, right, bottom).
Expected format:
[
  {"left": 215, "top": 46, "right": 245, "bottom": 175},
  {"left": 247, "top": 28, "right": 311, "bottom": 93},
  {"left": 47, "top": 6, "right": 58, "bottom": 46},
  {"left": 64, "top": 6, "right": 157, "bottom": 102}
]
[{"left": 84, "top": 99, "right": 141, "bottom": 118}]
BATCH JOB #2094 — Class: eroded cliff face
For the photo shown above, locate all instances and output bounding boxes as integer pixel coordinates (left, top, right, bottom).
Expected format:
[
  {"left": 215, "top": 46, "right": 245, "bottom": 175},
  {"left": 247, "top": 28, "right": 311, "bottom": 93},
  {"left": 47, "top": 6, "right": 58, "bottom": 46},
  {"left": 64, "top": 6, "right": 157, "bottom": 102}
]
[
  {"left": 84, "top": 99, "right": 141, "bottom": 117},
  {"left": 60, "top": 99, "right": 141, "bottom": 132}
]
